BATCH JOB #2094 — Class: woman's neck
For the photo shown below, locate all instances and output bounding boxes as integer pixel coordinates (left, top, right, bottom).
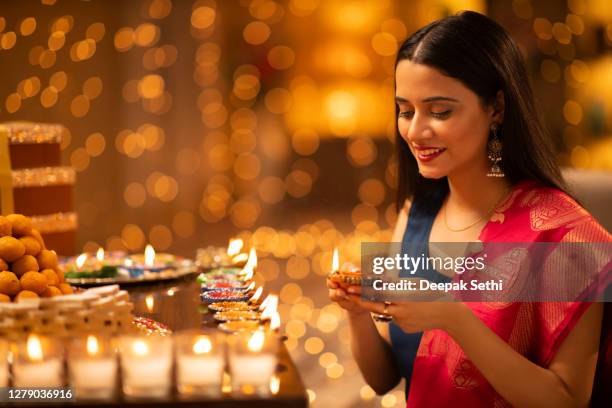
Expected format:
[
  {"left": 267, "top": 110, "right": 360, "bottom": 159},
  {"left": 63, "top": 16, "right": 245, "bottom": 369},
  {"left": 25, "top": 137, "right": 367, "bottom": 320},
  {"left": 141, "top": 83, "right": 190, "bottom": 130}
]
[{"left": 446, "top": 163, "right": 511, "bottom": 215}]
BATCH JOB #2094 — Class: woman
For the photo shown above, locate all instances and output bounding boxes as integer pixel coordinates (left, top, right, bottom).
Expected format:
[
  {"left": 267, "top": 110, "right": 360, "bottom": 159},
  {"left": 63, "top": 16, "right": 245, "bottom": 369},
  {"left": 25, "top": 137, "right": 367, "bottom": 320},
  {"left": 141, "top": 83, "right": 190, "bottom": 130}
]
[{"left": 327, "top": 11, "right": 610, "bottom": 408}]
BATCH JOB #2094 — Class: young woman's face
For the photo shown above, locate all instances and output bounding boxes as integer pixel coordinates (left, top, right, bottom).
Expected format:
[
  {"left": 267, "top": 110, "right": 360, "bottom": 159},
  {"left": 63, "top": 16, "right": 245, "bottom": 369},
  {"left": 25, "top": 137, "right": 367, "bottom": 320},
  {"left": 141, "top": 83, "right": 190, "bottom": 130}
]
[{"left": 395, "top": 60, "right": 496, "bottom": 179}]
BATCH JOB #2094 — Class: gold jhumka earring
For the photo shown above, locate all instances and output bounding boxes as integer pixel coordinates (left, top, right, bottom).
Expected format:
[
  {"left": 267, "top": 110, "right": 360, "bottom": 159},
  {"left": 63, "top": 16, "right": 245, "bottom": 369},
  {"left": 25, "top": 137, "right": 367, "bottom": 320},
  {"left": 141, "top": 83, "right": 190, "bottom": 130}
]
[{"left": 486, "top": 124, "right": 504, "bottom": 177}]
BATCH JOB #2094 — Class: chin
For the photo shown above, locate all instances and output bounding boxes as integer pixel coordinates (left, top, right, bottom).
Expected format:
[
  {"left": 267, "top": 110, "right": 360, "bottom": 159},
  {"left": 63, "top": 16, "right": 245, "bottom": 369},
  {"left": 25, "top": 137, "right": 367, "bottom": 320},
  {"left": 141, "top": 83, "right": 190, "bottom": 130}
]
[{"left": 418, "top": 167, "right": 448, "bottom": 180}]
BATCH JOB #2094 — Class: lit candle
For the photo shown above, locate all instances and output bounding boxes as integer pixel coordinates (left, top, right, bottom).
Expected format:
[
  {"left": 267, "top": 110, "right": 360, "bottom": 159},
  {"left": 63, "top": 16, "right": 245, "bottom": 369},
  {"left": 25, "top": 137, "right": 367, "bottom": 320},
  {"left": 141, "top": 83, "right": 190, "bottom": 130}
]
[
  {"left": 68, "top": 335, "right": 117, "bottom": 400},
  {"left": 119, "top": 336, "right": 172, "bottom": 399},
  {"left": 13, "top": 335, "right": 63, "bottom": 388},
  {"left": 126, "top": 245, "right": 176, "bottom": 277},
  {"left": 228, "top": 330, "right": 278, "bottom": 396},
  {"left": 332, "top": 247, "right": 339, "bottom": 273},
  {"left": 176, "top": 333, "right": 224, "bottom": 397}
]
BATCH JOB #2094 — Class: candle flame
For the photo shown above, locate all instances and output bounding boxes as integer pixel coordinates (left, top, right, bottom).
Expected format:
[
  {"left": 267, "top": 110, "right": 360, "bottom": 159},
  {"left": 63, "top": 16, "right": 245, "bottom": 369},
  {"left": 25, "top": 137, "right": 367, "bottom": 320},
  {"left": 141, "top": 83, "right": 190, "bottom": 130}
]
[
  {"left": 270, "top": 374, "right": 280, "bottom": 395},
  {"left": 270, "top": 311, "right": 281, "bottom": 331},
  {"left": 247, "top": 330, "right": 265, "bottom": 352},
  {"left": 260, "top": 294, "right": 278, "bottom": 320},
  {"left": 332, "top": 248, "right": 339, "bottom": 272},
  {"left": 75, "top": 253, "right": 87, "bottom": 269},
  {"left": 259, "top": 294, "right": 271, "bottom": 311},
  {"left": 26, "top": 335, "right": 43, "bottom": 362},
  {"left": 245, "top": 248, "right": 257, "bottom": 269},
  {"left": 227, "top": 238, "right": 243, "bottom": 257},
  {"left": 241, "top": 267, "right": 254, "bottom": 281},
  {"left": 245, "top": 281, "right": 255, "bottom": 292},
  {"left": 145, "top": 295, "right": 154, "bottom": 311},
  {"left": 86, "top": 335, "right": 99, "bottom": 356},
  {"left": 144, "top": 244, "right": 155, "bottom": 267},
  {"left": 232, "top": 253, "right": 248, "bottom": 264},
  {"left": 249, "top": 287, "right": 263, "bottom": 303},
  {"left": 193, "top": 337, "right": 212, "bottom": 354},
  {"left": 96, "top": 248, "right": 104, "bottom": 262},
  {"left": 133, "top": 339, "right": 149, "bottom": 356}
]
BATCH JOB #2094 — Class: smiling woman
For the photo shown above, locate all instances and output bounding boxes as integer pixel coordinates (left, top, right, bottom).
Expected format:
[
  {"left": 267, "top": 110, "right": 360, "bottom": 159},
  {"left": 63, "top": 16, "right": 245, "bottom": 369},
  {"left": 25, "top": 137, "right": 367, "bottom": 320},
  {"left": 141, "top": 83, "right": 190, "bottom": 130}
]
[{"left": 327, "top": 10, "right": 611, "bottom": 408}]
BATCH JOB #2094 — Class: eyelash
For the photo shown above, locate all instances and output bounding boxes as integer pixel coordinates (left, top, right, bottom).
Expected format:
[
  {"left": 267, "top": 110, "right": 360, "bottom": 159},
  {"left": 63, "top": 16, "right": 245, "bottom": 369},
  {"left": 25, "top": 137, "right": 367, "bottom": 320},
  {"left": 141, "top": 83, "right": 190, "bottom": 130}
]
[{"left": 399, "top": 110, "right": 452, "bottom": 120}]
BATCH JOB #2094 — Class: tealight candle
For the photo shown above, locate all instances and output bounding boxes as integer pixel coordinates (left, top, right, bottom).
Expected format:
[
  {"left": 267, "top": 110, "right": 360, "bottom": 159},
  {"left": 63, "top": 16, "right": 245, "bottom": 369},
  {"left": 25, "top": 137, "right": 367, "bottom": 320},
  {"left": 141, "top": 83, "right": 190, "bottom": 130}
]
[
  {"left": 68, "top": 335, "right": 117, "bottom": 400},
  {"left": 0, "top": 339, "right": 8, "bottom": 387},
  {"left": 119, "top": 335, "right": 172, "bottom": 399},
  {"left": 12, "top": 334, "right": 63, "bottom": 388},
  {"left": 228, "top": 330, "right": 278, "bottom": 396},
  {"left": 175, "top": 331, "right": 224, "bottom": 397}
]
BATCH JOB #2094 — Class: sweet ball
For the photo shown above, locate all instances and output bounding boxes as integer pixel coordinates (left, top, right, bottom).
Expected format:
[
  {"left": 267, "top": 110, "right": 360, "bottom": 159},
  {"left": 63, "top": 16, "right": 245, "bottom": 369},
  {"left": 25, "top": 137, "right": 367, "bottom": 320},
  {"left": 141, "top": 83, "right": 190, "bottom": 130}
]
[
  {"left": 0, "top": 271, "right": 21, "bottom": 296},
  {"left": 0, "top": 236, "right": 26, "bottom": 262},
  {"left": 11, "top": 255, "right": 39, "bottom": 277},
  {"left": 19, "top": 271, "right": 48, "bottom": 295},
  {"left": 7, "top": 214, "right": 32, "bottom": 237}
]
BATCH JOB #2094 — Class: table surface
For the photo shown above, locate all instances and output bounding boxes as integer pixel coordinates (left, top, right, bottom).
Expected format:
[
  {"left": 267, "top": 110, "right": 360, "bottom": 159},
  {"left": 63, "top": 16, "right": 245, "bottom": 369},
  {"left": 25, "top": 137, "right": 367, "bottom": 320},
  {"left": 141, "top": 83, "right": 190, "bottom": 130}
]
[{"left": 11, "top": 276, "right": 309, "bottom": 408}]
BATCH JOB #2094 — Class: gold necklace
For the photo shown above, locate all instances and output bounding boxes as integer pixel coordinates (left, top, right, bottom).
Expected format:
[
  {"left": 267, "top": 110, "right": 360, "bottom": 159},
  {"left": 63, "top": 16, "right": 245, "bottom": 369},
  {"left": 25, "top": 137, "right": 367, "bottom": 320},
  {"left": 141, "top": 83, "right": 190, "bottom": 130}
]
[{"left": 443, "top": 188, "right": 510, "bottom": 232}]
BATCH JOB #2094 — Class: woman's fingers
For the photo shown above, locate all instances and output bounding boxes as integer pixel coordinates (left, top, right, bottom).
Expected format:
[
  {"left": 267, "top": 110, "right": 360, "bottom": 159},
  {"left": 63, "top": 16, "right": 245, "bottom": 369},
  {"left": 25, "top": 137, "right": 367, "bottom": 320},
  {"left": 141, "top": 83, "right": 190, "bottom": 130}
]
[
  {"left": 346, "top": 285, "right": 361, "bottom": 295},
  {"left": 347, "top": 295, "right": 389, "bottom": 315}
]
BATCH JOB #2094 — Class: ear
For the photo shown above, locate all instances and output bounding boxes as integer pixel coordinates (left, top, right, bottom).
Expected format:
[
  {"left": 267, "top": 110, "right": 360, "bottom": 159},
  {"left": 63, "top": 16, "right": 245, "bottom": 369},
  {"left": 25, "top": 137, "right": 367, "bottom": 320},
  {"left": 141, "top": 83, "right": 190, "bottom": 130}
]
[{"left": 490, "top": 90, "right": 505, "bottom": 124}]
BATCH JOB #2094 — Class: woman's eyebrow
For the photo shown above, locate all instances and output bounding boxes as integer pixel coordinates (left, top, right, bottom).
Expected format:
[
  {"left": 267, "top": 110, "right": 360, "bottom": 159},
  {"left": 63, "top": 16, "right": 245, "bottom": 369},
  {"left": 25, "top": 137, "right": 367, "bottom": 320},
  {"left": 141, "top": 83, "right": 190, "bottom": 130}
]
[{"left": 395, "top": 96, "right": 459, "bottom": 103}]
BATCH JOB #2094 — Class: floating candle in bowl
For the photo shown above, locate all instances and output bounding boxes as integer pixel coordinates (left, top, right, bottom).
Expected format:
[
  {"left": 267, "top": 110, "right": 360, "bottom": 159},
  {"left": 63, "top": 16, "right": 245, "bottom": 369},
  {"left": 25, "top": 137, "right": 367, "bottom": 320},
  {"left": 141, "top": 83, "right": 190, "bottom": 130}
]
[
  {"left": 68, "top": 334, "right": 117, "bottom": 400},
  {"left": 13, "top": 334, "right": 64, "bottom": 388}
]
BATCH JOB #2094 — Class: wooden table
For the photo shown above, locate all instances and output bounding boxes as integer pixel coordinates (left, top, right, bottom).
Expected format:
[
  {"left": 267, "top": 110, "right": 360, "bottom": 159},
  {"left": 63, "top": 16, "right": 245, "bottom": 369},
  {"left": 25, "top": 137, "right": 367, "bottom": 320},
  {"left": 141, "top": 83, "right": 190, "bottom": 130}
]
[{"left": 10, "top": 276, "right": 308, "bottom": 408}]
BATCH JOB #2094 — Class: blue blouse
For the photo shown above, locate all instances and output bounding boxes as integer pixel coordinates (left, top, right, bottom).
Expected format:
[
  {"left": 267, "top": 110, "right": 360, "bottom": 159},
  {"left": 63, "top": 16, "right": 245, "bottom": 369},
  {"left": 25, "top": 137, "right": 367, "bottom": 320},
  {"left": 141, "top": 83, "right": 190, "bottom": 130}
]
[{"left": 389, "top": 189, "right": 451, "bottom": 396}]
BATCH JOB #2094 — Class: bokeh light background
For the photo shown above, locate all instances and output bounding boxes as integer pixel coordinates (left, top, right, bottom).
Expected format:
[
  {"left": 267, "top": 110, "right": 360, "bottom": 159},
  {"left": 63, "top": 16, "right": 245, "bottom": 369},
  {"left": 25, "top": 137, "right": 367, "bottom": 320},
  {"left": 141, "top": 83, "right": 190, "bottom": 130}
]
[{"left": 1, "top": 0, "right": 612, "bottom": 406}]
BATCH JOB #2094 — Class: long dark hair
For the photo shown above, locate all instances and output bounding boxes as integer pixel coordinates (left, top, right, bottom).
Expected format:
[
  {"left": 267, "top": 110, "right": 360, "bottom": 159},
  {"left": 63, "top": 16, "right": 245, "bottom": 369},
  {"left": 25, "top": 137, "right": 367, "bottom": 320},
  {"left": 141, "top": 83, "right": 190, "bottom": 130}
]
[{"left": 395, "top": 10, "right": 567, "bottom": 212}]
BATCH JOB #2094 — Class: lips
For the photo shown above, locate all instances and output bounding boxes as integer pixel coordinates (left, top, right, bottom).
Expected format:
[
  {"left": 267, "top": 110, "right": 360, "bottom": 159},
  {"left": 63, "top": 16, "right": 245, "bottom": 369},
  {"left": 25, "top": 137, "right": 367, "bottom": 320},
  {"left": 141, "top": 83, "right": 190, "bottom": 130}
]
[{"left": 413, "top": 146, "right": 446, "bottom": 162}]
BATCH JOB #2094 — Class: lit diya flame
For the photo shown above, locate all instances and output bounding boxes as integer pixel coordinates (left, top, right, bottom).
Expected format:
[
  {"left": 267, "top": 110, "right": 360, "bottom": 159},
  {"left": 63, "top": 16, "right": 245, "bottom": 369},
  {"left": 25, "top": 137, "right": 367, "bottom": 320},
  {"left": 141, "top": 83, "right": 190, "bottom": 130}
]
[
  {"left": 259, "top": 294, "right": 271, "bottom": 311},
  {"left": 241, "top": 267, "right": 254, "bottom": 282},
  {"left": 270, "top": 311, "right": 280, "bottom": 332},
  {"left": 245, "top": 248, "right": 257, "bottom": 269},
  {"left": 96, "top": 247, "right": 104, "bottom": 262},
  {"left": 75, "top": 253, "right": 87, "bottom": 269},
  {"left": 227, "top": 238, "right": 243, "bottom": 257},
  {"left": 244, "top": 281, "right": 255, "bottom": 292},
  {"left": 249, "top": 287, "right": 263, "bottom": 303},
  {"left": 332, "top": 247, "right": 339, "bottom": 272},
  {"left": 260, "top": 294, "right": 278, "bottom": 321},
  {"left": 193, "top": 336, "right": 212, "bottom": 354},
  {"left": 247, "top": 330, "right": 265, "bottom": 352},
  {"left": 144, "top": 244, "right": 155, "bottom": 267},
  {"left": 27, "top": 334, "right": 43, "bottom": 362},
  {"left": 86, "top": 335, "right": 99, "bottom": 356}
]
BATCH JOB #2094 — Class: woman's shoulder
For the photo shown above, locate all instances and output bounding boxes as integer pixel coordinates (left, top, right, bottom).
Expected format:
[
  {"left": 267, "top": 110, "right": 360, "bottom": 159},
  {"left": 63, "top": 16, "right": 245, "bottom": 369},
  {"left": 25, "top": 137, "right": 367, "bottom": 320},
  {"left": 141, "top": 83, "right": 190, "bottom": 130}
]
[{"left": 484, "top": 179, "right": 611, "bottom": 242}]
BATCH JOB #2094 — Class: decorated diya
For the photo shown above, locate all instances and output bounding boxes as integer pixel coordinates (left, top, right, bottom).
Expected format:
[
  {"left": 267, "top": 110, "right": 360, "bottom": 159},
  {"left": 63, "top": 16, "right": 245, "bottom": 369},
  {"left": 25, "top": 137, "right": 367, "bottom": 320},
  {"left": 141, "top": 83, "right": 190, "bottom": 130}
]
[
  {"left": 196, "top": 267, "right": 244, "bottom": 284},
  {"left": 208, "top": 301, "right": 258, "bottom": 312},
  {"left": 201, "top": 289, "right": 251, "bottom": 303},
  {"left": 200, "top": 279, "right": 250, "bottom": 292},
  {"left": 213, "top": 310, "right": 261, "bottom": 322},
  {"left": 218, "top": 320, "right": 261, "bottom": 333}
]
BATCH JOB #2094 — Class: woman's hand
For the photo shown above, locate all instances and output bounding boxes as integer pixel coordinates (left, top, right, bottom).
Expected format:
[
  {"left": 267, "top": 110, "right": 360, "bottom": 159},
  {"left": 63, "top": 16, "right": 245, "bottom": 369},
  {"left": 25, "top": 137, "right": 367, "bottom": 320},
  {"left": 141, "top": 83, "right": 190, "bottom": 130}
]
[
  {"left": 327, "top": 278, "right": 370, "bottom": 316},
  {"left": 347, "top": 292, "right": 469, "bottom": 333}
]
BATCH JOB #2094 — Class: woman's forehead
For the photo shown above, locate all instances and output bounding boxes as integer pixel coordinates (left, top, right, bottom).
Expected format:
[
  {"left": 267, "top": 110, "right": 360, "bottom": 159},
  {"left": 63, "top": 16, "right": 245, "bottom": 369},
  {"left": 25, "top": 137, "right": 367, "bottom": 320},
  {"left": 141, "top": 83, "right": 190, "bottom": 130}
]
[{"left": 395, "top": 60, "right": 469, "bottom": 101}]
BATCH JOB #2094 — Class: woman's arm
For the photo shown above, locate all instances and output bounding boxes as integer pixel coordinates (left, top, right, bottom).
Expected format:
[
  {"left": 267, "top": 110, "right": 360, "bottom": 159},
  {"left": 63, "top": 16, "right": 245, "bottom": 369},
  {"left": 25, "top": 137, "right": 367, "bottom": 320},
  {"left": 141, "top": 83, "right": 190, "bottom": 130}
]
[
  {"left": 447, "top": 302, "right": 602, "bottom": 408},
  {"left": 328, "top": 199, "right": 411, "bottom": 395}
]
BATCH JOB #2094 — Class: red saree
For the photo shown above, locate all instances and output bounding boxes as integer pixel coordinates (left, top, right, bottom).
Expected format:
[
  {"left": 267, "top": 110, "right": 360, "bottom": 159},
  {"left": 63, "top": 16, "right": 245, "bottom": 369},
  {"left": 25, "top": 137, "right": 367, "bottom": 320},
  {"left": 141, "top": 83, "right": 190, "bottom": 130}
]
[{"left": 406, "top": 180, "right": 612, "bottom": 408}]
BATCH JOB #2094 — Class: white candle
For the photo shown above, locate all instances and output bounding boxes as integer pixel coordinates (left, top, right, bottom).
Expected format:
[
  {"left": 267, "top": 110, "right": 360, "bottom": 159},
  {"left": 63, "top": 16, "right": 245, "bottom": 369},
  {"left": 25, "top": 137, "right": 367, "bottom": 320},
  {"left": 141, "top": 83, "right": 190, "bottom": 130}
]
[
  {"left": 177, "top": 355, "right": 224, "bottom": 386},
  {"left": 13, "top": 359, "right": 63, "bottom": 387},
  {"left": 229, "top": 354, "right": 276, "bottom": 385},
  {"left": 69, "top": 359, "right": 116, "bottom": 399},
  {"left": 120, "top": 337, "right": 172, "bottom": 399}
]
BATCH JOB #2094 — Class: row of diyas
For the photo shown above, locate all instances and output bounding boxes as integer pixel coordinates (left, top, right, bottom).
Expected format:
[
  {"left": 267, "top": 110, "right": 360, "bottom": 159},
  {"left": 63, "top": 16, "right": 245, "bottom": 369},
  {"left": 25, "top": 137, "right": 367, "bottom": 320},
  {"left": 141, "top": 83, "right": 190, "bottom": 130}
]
[
  {"left": 0, "top": 329, "right": 280, "bottom": 400},
  {"left": 199, "top": 248, "right": 282, "bottom": 334}
]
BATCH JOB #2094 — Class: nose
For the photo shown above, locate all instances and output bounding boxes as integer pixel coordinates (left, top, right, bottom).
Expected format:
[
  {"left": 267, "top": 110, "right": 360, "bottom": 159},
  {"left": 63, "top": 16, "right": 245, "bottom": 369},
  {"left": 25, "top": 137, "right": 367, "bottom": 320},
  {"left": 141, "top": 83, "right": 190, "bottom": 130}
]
[{"left": 400, "top": 112, "right": 433, "bottom": 145}]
